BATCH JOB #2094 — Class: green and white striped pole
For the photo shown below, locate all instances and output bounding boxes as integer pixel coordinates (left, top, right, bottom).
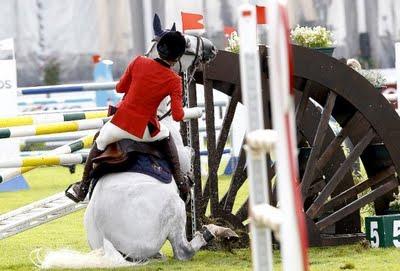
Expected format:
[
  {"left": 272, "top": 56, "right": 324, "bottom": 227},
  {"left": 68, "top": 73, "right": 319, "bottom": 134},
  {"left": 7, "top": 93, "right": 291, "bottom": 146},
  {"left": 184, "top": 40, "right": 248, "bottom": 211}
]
[
  {"left": 0, "top": 118, "right": 109, "bottom": 139},
  {"left": 0, "top": 153, "right": 88, "bottom": 168},
  {"left": 0, "top": 134, "right": 94, "bottom": 184},
  {"left": 0, "top": 110, "right": 107, "bottom": 128}
]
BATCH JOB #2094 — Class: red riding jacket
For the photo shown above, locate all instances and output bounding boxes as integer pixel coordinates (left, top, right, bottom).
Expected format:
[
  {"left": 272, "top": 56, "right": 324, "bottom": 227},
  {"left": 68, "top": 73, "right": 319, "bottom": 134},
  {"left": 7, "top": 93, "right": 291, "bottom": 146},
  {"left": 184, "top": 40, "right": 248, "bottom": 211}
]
[{"left": 111, "top": 56, "right": 184, "bottom": 138}]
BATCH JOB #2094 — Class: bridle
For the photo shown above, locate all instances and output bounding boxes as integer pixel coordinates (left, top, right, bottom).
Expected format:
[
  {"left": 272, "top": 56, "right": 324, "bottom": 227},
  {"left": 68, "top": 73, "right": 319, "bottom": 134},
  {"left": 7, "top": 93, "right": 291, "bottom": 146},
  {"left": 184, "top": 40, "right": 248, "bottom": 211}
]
[{"left": 156, "top": 35, "right": 205, "bottom": 121}]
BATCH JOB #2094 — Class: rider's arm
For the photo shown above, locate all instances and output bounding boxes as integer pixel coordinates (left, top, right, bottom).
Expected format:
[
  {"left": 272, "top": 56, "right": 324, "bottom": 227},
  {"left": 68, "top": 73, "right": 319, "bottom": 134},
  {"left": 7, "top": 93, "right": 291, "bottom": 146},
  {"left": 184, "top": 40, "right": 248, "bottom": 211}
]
[
  {"left": 116, "top": 57, "right": 138, "bottom": 94},
  {"left": 170, "top": 79, "right": 185, "bottom": 121}
]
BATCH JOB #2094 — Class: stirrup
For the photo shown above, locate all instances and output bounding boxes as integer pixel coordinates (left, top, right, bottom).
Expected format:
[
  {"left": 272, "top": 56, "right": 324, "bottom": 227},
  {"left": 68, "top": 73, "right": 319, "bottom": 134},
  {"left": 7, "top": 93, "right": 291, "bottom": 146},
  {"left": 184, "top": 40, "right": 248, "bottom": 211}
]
[{"left": 65, "top": 183, "right": 84, "bottom": 203}]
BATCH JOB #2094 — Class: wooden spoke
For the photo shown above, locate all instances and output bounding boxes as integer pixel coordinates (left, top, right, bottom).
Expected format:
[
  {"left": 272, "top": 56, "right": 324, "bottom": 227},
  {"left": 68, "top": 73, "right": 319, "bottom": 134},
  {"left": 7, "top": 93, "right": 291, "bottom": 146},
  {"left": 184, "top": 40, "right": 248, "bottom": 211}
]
[
  {"left": 306, "top": 179, "right": 326, "bottom": 198},
  {"left": 306, "top": 128, "right": 376, "bottom": 218},
  {"left": 301, "top": 91, "right": 337, "bottom": 197},
  {"left": 200, "top": 86, "right": 241, "bottom": 215},
  {"left": 216, "top": 86, "right": 241, "bottom": 160},
  {"left": 316, "top": 177, "right": 399, "bottom": 230},
  {"left": 187, "top": 80, "right": 202, "bottom": 216},
  {"left": 321, "top": 166, "right": 396, "bottom": 213},
  {"left": 316, "top": 112, "right": 366, "bottom": 172},
  {"left": 221, "top": 147, "right": 247, "bottom": 212},
  {"left": 267, "top": 156, "right": 277, "bottom": 206},
  {"left": 203, "top": 78, "right": 219, "bottom": 216},
  {"left": 236, "top": 198, "right": 249, "bottom": 222},
  {"left": 295, "top": 80, "right": 312, "bottom": 125}
]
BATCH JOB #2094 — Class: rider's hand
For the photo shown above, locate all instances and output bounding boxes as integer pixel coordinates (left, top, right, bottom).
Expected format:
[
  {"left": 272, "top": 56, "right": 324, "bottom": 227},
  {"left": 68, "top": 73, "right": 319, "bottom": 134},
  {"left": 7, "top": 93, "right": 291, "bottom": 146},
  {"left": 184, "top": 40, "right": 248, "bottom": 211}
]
[{"left": 183, "top": 107, "right": 203, "bottom": 121}]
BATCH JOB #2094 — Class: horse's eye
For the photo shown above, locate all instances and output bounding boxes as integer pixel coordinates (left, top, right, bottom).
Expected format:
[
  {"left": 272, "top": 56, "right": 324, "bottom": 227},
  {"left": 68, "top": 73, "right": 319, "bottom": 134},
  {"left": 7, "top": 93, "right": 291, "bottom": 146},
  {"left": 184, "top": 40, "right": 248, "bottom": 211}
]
[{"left": 186, "top": 38, "right": 191, "bottom": 48}]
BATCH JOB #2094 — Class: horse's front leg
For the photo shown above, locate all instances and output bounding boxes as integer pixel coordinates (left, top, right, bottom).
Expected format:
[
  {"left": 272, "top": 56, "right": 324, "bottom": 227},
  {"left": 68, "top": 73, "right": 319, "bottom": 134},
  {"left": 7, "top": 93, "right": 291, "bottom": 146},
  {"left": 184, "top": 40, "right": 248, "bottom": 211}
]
[{"left": 167, "top": 201, "right": 238, "bottom": 260}]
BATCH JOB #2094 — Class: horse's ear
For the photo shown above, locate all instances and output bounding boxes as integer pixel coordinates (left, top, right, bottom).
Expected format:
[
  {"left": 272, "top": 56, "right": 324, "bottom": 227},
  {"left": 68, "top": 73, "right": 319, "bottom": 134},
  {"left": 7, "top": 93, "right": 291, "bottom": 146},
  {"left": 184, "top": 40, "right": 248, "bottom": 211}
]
[
  {"left": 171, "top": 23, "right": 176, "bottom": 32},
  {"left": 153, "top": 13, "right": 163, "bottom": 37}
]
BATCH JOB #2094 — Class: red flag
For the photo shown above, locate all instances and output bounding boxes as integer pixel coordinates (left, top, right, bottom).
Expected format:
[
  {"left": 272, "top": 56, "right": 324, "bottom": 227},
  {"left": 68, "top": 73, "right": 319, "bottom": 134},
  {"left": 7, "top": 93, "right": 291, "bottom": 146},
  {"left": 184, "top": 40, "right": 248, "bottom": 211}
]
[
  {"left": 224, "top": 26, "right": 236, "bottom": 37},
  {"left": 256, "top": 5, "right": 267, "bottom": 24},
  {"left": 181, "top": 12, "right": 204, "bottom": 32}
]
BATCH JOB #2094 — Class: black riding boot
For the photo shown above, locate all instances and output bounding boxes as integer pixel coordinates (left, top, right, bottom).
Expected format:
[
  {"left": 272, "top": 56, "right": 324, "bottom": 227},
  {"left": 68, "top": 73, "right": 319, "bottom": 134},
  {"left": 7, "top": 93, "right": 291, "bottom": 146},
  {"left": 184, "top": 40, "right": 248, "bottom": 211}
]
[
  {"left": 157, "top": 136, "right": 190, "bottom": 202},
  {"left": 65, "top": 143, "right": 103, "bottom": 202}
]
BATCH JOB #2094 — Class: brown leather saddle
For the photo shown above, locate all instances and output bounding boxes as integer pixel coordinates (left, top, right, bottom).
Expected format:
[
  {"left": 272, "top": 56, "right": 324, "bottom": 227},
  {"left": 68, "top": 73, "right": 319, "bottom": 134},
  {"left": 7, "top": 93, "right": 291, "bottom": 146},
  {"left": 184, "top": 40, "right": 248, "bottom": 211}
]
[{"left": 93, "top": 139, "right": 165, "bottom": 165}]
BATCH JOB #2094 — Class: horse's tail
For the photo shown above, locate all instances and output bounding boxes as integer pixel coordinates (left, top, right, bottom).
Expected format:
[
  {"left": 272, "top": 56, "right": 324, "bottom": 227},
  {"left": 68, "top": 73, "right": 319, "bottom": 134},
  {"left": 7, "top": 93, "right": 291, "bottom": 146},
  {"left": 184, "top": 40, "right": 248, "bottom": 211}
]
[{"left": 30, "top": 238, "right": 146, "bottom": 269}]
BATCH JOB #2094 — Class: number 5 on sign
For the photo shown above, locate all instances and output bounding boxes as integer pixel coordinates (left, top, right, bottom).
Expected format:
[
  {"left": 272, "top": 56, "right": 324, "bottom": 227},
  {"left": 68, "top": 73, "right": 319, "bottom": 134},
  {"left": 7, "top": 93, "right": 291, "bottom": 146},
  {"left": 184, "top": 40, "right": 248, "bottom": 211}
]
[
  {"left": 393, "top": 220, "right": 400, "bottom": 247},
  {"left": 370, "top": 221, "right": 379, "bottom": 248}
]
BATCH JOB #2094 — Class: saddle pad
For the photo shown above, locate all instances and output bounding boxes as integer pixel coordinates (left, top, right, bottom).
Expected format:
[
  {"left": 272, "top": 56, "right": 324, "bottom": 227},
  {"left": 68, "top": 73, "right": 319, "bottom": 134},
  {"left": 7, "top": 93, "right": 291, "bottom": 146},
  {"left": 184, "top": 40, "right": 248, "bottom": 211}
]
[
  {"left": 126, "top": 153, "right": 172, "bottom": 184},
  {"left": 89, "top": 153, "right": 172, "bottom": 199}
]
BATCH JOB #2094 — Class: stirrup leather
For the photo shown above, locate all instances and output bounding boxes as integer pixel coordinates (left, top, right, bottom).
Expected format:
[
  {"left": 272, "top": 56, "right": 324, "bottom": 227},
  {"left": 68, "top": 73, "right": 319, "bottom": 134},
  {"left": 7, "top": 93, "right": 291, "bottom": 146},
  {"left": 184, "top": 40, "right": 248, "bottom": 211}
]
[{"left": 65, "top": 183, "right": 82, "bottom": 203}]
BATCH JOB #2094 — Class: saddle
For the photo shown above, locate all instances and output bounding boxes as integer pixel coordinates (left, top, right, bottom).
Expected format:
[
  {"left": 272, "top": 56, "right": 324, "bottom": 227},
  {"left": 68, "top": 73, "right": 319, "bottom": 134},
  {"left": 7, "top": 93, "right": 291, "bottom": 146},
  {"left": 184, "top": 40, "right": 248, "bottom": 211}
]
[
  {"left": 89, "top": 139, "right": 172, "bottom": 198},
  {"left": 92, "top": 139, "right": 165, "bottom": 165}
]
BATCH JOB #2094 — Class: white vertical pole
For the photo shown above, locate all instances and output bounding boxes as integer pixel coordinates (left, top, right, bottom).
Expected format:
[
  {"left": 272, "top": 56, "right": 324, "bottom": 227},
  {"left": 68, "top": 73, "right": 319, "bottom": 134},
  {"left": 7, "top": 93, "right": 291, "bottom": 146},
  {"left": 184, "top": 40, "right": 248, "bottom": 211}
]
[
  {"left": 396, "top": 43, "right": 400, "bottom": 110},
  {"left": 268, "top": 1, "right": 308, "bottom": 271},
  {"left": 238, "top": 4, "right": 273, "bottom": 271},
  {"left": 142, "top": 0, "right": 153, "bottom": 50},
  {"left": 0, "top": 38, "right": 19, "bottom": 160},
  {"left": 356, "top": 0, "right": 367, "bottom": 33}
]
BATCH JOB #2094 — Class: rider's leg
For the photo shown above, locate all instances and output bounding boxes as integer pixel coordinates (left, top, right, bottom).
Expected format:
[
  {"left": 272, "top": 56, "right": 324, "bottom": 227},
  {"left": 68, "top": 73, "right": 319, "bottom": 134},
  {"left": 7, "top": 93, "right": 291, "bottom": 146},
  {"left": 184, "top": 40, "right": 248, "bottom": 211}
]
[
  {"left": 66, "top": 122, "right": 134, "bottom": 202},
  {"left": 126, "top": 122, "right": 190, "bottom": 201},
  {"left": 156, "top": 134, "right": 190, "bottom": 202}
]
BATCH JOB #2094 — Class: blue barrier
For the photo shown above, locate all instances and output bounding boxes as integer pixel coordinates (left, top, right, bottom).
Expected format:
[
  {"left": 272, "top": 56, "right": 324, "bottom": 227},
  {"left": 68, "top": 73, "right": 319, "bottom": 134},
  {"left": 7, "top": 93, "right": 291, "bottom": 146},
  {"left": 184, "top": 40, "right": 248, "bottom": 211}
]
[
  {"left": 18, "top": 98, "right": 94, "bottom": 106},
  {"left": 18, "top": 82, "right": 117, "bottom": 95}
]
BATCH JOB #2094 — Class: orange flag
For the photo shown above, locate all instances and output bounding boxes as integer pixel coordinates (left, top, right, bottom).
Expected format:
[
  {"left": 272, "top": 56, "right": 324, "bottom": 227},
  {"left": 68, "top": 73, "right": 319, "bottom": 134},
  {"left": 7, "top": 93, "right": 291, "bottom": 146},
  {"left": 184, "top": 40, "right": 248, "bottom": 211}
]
[
  {"left": 181, "top": 12, "right": 204, "bottom": 32},
  {"left": 224, "top": 26, "right": 236, "bottom": 37},
  {"left": 256, "top": 5, "right": 267, "bottom": 24}
]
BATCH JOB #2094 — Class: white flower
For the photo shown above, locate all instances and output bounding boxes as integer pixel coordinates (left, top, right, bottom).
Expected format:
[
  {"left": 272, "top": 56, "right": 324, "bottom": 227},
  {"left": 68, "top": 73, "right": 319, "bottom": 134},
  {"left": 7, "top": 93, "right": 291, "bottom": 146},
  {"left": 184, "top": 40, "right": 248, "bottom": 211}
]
[
  {"left": 226, "top": 31, "right": 240, "bottom": 53},
  {"left": 347, "top": 58, "right": 362, "bottom": 71},
  {"left": 290, "top": 25, "right": 334, "bottom": 48},
  {"left": 358, "top": 70, "right": 387, "bottom": 88}
]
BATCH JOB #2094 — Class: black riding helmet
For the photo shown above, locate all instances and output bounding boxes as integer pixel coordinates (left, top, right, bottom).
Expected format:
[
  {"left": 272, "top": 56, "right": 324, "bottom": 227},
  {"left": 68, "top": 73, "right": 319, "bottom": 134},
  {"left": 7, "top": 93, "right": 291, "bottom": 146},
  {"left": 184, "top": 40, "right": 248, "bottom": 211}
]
[{"left": 157, "top": 31, "right": 186, "bottom": 62}]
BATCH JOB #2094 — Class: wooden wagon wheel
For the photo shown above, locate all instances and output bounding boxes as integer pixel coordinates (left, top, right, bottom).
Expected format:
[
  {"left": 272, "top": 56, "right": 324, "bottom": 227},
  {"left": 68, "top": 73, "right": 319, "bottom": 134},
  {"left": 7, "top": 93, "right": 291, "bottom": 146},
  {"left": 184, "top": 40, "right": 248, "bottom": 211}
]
[{"left": 184, "top": 45, "right": 400, "bottom": 246}]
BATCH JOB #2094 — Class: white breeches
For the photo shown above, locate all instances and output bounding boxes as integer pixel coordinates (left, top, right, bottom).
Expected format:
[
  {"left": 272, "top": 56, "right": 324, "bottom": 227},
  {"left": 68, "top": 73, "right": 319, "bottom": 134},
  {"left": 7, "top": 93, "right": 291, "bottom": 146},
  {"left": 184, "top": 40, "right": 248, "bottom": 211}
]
[{"left": 95, "top": 121, "right": 170, "bottom": 151}]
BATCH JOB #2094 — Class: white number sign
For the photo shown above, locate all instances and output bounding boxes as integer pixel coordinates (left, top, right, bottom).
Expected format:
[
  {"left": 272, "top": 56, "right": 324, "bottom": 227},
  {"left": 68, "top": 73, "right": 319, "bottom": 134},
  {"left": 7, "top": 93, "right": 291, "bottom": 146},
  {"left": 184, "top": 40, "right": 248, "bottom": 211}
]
[
  {"left": 393, "top": 220, "right": 400, "bottom": 247},
  {"left": 370, "top": 221, "right": 379, "bottom": 248}
]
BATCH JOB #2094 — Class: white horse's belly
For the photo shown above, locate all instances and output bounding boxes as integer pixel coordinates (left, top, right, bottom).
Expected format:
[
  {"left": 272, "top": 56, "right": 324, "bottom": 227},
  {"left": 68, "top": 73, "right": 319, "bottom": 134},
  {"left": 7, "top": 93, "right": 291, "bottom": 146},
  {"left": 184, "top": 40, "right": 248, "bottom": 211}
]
[{"left": 85, "top": 172, "right": 182, "bottom": 259}]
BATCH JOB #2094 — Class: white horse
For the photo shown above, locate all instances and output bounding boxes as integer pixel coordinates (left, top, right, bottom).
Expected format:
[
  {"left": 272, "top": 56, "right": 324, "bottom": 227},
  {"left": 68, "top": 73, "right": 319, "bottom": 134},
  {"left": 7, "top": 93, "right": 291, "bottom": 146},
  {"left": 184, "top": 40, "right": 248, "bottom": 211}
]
[{"left": 37, "top": 15, "right": 237, "bottom": 269}]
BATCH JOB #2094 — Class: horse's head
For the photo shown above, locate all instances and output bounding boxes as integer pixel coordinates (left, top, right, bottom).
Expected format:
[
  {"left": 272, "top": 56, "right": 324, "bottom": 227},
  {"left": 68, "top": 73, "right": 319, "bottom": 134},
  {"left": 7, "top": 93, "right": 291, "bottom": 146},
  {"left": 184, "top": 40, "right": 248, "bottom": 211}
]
[{"left": 146, "top": 14, "right": 218, "bottom": 73}]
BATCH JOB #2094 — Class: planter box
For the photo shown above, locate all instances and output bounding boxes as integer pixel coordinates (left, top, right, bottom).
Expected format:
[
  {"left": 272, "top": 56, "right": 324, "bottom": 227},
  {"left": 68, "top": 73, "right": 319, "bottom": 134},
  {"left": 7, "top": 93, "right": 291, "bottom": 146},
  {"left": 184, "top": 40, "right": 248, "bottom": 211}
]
[{"left": 365, "top": 215, "right": 400, "bottom": 248}]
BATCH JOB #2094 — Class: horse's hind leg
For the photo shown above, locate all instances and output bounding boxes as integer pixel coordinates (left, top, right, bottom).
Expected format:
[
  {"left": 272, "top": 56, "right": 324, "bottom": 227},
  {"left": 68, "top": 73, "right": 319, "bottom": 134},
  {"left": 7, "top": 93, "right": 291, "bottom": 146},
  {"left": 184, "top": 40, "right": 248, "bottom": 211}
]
[{"left": 167, "top": 201, "right": 207, "bottom": 260}]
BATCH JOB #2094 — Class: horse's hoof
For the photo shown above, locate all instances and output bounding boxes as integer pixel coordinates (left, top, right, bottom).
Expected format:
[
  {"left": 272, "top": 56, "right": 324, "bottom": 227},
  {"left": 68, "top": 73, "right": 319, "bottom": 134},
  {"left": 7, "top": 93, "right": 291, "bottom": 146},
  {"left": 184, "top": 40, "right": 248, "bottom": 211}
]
[
  {"left": 204, "top": 224, "right": 239, "bottom": 241},
  {"left": 219, "top": 228, "right": 239, "bottom": 241}
]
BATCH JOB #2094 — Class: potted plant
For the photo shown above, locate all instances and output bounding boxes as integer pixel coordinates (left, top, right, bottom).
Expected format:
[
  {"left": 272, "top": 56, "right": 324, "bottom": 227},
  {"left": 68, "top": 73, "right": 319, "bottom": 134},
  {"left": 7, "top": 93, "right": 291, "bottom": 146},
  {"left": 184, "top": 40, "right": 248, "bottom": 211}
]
[
  {"left": 290, "top": 25, "right": 335, "bottom": 56},
  {"left": 387, "top": 193, "right": 400, "bottom": 214},
  {"left": 226, "top": 31, "right": 240, "bottom": 54},
  {"left": 346, "top": 58, "right": 387, "bottom": 90}
]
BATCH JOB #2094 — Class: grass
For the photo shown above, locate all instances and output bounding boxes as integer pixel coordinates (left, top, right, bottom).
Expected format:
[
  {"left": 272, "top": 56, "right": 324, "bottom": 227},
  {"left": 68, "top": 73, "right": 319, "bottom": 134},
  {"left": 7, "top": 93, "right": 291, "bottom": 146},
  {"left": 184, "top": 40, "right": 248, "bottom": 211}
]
[{"left": 1, "top": 166, "right": 400, "bottom": 270}]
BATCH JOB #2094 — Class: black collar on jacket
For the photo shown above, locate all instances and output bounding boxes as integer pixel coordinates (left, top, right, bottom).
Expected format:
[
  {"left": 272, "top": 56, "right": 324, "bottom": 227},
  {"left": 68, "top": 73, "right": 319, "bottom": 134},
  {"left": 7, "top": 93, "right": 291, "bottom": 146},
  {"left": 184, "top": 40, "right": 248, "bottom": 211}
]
[{"left": 154, "top": 58, "right": 171, "bottom": 68}]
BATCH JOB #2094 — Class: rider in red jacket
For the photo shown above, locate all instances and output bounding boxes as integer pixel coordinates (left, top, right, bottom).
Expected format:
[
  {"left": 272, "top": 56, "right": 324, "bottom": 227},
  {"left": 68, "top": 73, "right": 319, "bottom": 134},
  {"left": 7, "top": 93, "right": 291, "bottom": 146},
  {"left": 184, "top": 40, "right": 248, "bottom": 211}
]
[{"left": 66, "top": 31, "right": 200, "bottom": 203}]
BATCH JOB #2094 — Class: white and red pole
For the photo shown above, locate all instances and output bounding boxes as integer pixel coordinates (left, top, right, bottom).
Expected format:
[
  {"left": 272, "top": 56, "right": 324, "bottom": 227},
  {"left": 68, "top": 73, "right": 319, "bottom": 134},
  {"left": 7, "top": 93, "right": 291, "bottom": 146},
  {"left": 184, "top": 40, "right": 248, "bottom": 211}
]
[
  {"left": 238, "top": 4, "right": 273, "bottom": 271},
  {"left": 267, "top": 0, "right": 308, "bottom": 270}
]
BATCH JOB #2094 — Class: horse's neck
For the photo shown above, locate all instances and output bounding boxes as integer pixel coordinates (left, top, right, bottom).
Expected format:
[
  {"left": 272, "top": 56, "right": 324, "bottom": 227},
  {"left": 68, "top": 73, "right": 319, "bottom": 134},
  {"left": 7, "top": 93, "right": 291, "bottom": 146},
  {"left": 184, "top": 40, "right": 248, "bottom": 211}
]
[{"left": 146, "top": 43, "right": 194, "bottom": 73}]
